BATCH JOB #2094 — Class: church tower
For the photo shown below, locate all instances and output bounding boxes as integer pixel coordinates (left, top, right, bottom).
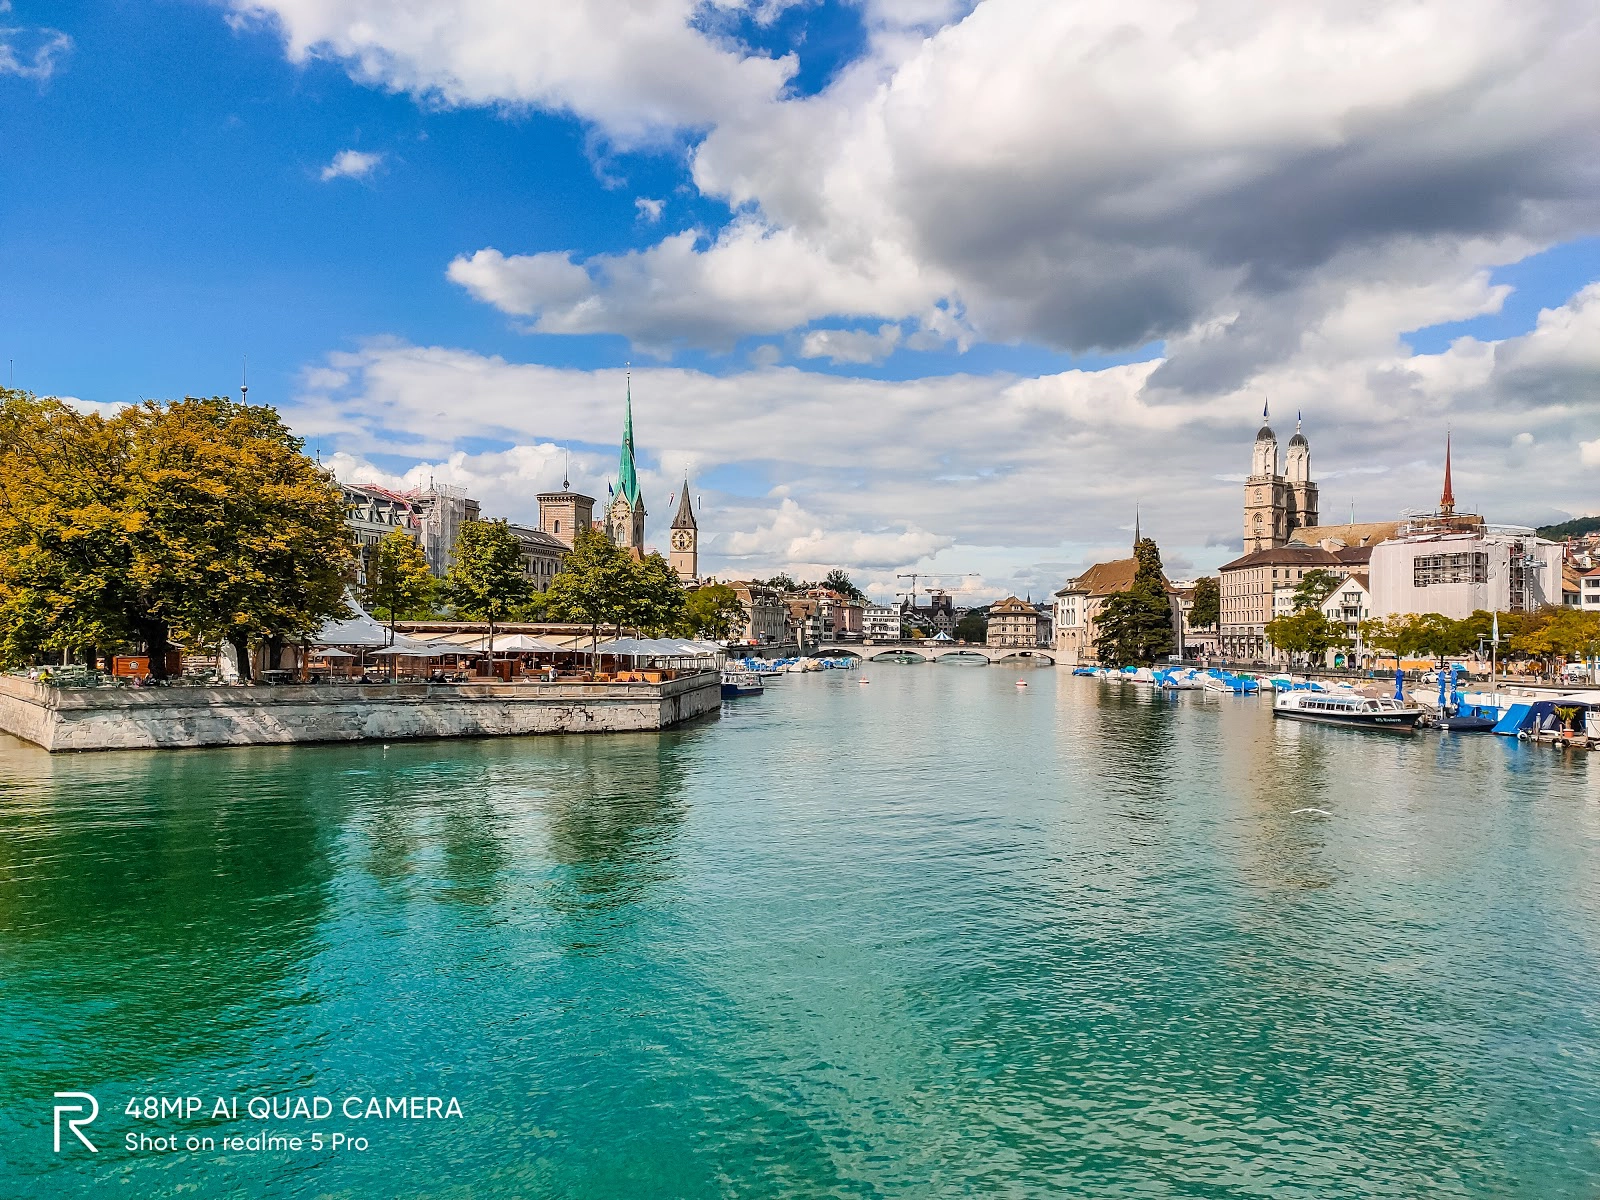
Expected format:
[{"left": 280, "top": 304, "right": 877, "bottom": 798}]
[
  {"left": 1244, "top": 403, "right": 1289, "bottom": 552},
  {"left": 669, "top": 478, "right": 698, "bottom": 582},
  {"left": 607, "top": 371, "right": 646, "bottom": 556},
  {"left": 1284, "top": 411, "right": 1318, "bottom": 534}
]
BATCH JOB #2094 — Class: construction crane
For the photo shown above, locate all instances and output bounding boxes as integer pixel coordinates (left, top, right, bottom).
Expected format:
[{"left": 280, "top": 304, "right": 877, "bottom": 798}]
[{"left": 895, "top": 572, "right": 978, "bottom": 610}]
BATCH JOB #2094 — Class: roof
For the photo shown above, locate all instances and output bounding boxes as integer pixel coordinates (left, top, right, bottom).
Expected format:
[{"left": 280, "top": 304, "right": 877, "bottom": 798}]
[
  {"left": 617, "top": 376, "right": 641, "bottom": 507},
  {"left": 1287, "top": 520, "right": 1406, "bottom": 549},
  {"left": 535, "top": 488, "right": 595, "bottom": 504},
  {"left": 1256, "top": 424, "right": 1276, "bottom": 441},
  {"left": 672, "top": 484, "right": 697, "bottom": 530},
  {"left": 504, "top": 523, "right": 567, "bottom": 551},
  {"left": 1219, "top": 544, "right": 1342, "bottom": 572},
  {"left": 990, "top": 595, "right": 1041, "bottom": 614},
  {"left": 1058, "top": 557, "right": 1139, "bottom": 597}
]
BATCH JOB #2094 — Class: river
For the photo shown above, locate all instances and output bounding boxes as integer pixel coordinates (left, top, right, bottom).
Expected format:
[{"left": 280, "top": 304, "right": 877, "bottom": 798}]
[{"left": 3, "top": 667, "right": 1598, "bottom": 1197}]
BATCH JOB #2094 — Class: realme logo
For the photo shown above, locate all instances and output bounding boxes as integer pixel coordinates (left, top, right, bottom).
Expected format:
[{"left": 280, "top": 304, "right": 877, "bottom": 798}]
[{"left": 53, "top": 1092, "right": 98, "bottom": 1153}]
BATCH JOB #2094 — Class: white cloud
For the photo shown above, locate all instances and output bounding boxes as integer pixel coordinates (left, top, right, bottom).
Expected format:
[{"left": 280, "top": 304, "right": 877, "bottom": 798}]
[
  {"left": 286, "top": 278, "right": 1600, "bottom": 587},
  {"left": 797, "top": 324, "right": 903, "bottom": 365},
  {"left": 279, "top": 0, "right": 1600, "bottom": 376},
  {"left": 230, "top": 0, "right": 796, "bottom": 147},
  {"left": 0, "top": 7, "right": 71, "bottom": 81},
  {"left": 320, "top": 148, "right": 384, "bottom": 181},
  {"left": 634, "top": 197, "right": 664, "bottom": 223}
]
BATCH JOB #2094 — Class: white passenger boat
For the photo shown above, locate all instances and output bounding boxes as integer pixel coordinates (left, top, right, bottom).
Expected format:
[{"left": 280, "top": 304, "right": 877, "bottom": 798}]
[{"left": 1272, "top": 690, "right": 1419, "bottom": 731}]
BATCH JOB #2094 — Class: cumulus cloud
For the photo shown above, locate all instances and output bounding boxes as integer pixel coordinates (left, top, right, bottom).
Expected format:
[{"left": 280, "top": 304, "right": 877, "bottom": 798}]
[
  {"left": 229, "top": 0, "right": 796, "bottom": 147},
  {"left": 0, "top": 6, "right": 71, "bottom": 81},
  {"left": 320, "top": 148, "right": 384, "bottom": 181},
  {"left": 634, "top": 197, "right": 664, "bottom": 223},
  {"left": 798, "top": 324, "right": 903, "bottom": 365},
  {"left": 257, "top": 0, "right": 1600, "bottom": 378},
  {"left": 286, "top": 277, "right": 1600, "bottom": 586}
]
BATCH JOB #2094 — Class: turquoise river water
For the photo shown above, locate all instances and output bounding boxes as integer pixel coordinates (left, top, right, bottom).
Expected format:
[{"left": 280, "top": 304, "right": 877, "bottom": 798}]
[{"left": 2, "top": 667, "right": 1599, "bottom": 1197}]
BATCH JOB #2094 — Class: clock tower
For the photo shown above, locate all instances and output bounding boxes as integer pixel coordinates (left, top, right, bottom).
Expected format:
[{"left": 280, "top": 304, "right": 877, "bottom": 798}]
[{"left": 669, "top": 480, "right": 698, "bottom": 582}]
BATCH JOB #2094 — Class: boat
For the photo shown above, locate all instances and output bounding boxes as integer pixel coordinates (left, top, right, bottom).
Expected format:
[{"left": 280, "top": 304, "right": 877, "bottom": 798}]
[
  {"left": 721, "top": 665, "right": 765, "bottom": 698},
  {"left": 1272, "top": 690, "right": 1420, "bottom": 730}
]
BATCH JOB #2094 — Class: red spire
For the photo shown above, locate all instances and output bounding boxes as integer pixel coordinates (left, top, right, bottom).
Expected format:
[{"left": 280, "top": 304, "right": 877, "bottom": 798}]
[{"left": 1440, "top": 433, "right": 1455, "bottom": 517}]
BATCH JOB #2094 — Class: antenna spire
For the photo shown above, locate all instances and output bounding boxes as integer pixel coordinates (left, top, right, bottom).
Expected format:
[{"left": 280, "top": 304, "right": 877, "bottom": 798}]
[
  {"left": 1440, "top": 431, "right": 1455, "bottom": 517},
  {"left": 240, "top": 355, "right": 248, "bottom": 404}
]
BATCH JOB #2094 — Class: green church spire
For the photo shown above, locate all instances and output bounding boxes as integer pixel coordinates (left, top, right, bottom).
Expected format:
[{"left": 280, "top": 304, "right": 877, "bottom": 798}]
[{"left": 617, "top": 369, "right": 640, "bottom": 506}]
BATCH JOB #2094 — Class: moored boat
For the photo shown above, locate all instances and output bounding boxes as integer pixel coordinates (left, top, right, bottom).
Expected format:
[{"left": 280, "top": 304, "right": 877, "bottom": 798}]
[
  {"left": 721, "top": 665, "right": 765, "bottom": 698},
  {"left": 1273, "top": 690, "right": 1419, "bottom": 730}
]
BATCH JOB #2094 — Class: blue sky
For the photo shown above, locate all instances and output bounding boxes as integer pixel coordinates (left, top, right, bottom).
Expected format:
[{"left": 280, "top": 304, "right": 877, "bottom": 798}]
[{"left": 3, "top": 0, "right": 1597, "bottom": 597}]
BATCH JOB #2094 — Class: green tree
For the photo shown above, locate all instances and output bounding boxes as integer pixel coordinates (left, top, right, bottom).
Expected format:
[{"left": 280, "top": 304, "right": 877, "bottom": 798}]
[
  {"left": 1512, "top": 607, "right": 1600, "bottom": 675},
  {"left": 365, "top": 530, "right": 435, "bottom": 628},
  {"left": 622, "top": 553, "right": 688, "bottom": 637},
  {"left": 953, "top": 607, "right": 988, "bottom": 642},
  {"left": 1291, "top": 569, "right": 1342, "bottom": 613},
  {"left": 683, "top": 582, "right": 748, "bottom": 641},
  {"left": 1266, "top": 608, "right": 1351, "bottom": 666},
  {"left": 544, "top": 527, "right": 639, "bottom": 670},
  {"left": 444, "top": 519, "right": 533, "bottom": 652},
  {"left": 763, "top": 573, "right": 800, "bottom": 593},
  {"left": 821, "top": 568, "right": 866, "bottom": 602},
  {"left": 0, "top": 391, "right": 353, "bottom": 679},
  {"left": 1094, "top": 537, "right": 1174, "bottom": 665},
  {"left": 1188, "top": 577, "right": 1220, "bottom": 628}
]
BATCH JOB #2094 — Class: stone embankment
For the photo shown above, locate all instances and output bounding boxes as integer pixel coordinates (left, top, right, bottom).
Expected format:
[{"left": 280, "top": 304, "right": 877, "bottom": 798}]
[{"left": 0, "top": 673, "right": 721, "bottom": 753}]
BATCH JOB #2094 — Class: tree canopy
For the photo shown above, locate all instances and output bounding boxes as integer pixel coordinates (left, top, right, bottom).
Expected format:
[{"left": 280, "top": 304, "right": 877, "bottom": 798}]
[
  {"left": 1266, "top": 609, "right": 1351, "bottom": 664},
  {"left": 365, "top": 529, "right": 436, "bottom": 628},
  {"left": 0, "top": 390, "right": 353, "bottom": 677},
  {"left": 444, "top": 518, "right": 534, "bottom": 648},
  {"left": 683, "top": 583, "right": 748, "bottom": 641},
  {"left": 953, "top": 608, "right": 988, "bottom": 642},
  {"left": 1291, "top": 569, "right": 1343, "bottom": 612},
  {"left": 1188, "top": 577, "right": 1220, "bottom": 628},
  {"left": 821, "top": 568, "right": 866, "bottom": 601},
  {"left": 1093, "top": 537, "right": 1173, "bottom": 665}
]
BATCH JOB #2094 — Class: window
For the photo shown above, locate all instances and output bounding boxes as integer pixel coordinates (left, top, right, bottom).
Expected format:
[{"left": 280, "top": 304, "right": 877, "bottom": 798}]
[
  {"left": 554, "top": 519, "right": 561, "bottom": 533},
  {"left": 1413, "top": 551, "right": 1487, "bottom": 587}
]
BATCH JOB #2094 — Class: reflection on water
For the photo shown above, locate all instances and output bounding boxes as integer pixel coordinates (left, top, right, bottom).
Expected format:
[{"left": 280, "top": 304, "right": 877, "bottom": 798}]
[{"left": 2, "top": 672, "right": 1598, "bottom": 1198}]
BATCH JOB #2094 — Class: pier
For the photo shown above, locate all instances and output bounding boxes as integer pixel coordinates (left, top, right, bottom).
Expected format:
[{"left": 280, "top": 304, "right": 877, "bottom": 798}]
[{"left": 0, "top": 672, "right": 722, "bottom": 753}]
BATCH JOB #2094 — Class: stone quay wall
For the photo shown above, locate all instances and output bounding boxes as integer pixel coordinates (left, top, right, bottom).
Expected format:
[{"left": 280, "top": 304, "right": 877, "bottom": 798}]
[{"left": 0, "top": 673, "right": 722, "bottom": 753}]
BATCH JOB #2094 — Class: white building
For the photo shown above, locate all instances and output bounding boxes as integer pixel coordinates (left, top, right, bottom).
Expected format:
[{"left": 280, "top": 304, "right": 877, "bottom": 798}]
[
  {"left": 864, "top": 604, "right": 900, "bottom": 640},
  {"left": 1320, "top": 574, "right": 1372, "bottom": 647},
  {"left": 1582, "top": 568, "right": 1600, "bottom": 612},
  {"left": 1369, "top": 528, "right": 1564, "bottom": 619}
]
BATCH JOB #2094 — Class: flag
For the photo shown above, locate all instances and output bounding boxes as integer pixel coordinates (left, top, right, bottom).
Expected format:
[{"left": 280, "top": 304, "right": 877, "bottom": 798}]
[{"left": 1492, "top": 611, "right": 1499, "bottom": 644}]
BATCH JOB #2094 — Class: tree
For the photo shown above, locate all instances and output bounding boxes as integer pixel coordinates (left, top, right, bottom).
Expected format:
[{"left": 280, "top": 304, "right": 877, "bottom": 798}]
[
  {"left": 1094, "top": 537, "right": 1174, "bottom": 665},
  {"left": 444, "top": 519, "right": 533, "bottom": 652},
  {"left": 683, "top": 582, "right": 748, "bottom": 641},
  {"left": 1512, "top": 607, "right": 1600, "bottom": 675},
  {"left": 1266, "top": 609, "right": 1351, "bottom": 666},
  {"left": 365, "top": 530, "right": 435, "bottom": 630},
  {"left": 623, "top": 553, "right": 688, "bottom": 637},
  {"left": 1359, "top": 615, "right": 1411, "bottom": 668},
  {"left": 953, "top": 607, "right": 988, "bottom": 643},
  {"left": 0, "top": 391, "right": 354, "bottom": 679},
  {"left": 1189, "top": 577, "right": 1220, "bottom": 628},
  {"left": 821, "top": 568, "right": 866, "bottom": 601},
  {"left": 1291, "top": 569, "right": 1342, "bottom": 613},
  {"left": 544, "top": 527, "right": 639, "bottom": 671},
  {"left": 763, "top": 573, "right": 800, "bottom": 593}
]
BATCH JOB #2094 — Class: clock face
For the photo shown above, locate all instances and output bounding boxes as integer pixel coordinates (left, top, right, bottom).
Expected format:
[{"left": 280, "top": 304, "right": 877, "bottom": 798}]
[{"left": 672, "top": 530, "right": 691, "bottom": 550}]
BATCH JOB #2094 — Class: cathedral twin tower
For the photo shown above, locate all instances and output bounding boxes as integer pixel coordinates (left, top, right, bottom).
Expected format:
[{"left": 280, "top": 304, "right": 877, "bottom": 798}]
[{"left": 1243, "top": 404, "right": 1319, "bottom": 553}]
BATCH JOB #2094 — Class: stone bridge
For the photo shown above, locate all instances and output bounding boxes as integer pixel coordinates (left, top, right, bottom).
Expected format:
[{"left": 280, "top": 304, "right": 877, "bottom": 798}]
[{"left": 815, "top": 641, "right": 1059, "bottom": 665}]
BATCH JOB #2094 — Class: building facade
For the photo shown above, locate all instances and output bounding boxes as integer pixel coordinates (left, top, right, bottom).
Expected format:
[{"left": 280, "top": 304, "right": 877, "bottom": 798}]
[
  {"left": 1320, "top": 574, "right": 1372, "bottom": 653},
  {"left": 536, "top": 484, "right": 595, "bottom": 549},
  {"left": 1368, "top": 528, "right": 1565, "bottom": 619},
  {"left": 607, "top": 375, "right": 647, "bottom": 556},
  {"left": 669, "top": 483, "right": 698, "bottom": 582},
  {"left": 726, "top": 581, "right": 787, "bottom": 645},
  {"left": 504, "top": 523, "right": 567, "bottom": 592},
  {"left": 341, "top": 483, "right": 421, "bottom": 588},
  {"left": 864, "top": 604, "right": 900, "bottom": 640},
  {"left": 1583, "top": 568, "right": 1600, "bottom": 612},
  {"left": 1055, "top": 558, "right": 1181, "bottom": 665},
  {"left": 1217, "top": 544, "right": 1344, "bottom": 661},
  {"left": 1244, "top": 407, "right": 1319, "bottom": 553},
  {"left": 987, "top": 596, "right": 1047, "bottom": 649}
]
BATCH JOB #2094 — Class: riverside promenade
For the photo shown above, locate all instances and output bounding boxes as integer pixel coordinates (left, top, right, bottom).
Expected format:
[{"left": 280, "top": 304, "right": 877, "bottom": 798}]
[{"left": 0, "top": 672, "right": 721, "bottom": 753}]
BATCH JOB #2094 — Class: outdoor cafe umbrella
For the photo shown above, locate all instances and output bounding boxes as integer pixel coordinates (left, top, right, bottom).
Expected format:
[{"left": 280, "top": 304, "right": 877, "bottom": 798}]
[
  {"left": 489, "top": 633, "right": 565, "bottom": 654},
  {"left": 310, "top": 647, "right": 356, "bottom": 659}
]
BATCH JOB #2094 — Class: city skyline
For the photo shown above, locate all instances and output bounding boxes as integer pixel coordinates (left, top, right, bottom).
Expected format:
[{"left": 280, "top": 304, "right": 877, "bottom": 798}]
[{"left": 3, "top": 1, "right": 1598, "bottom": 600}]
